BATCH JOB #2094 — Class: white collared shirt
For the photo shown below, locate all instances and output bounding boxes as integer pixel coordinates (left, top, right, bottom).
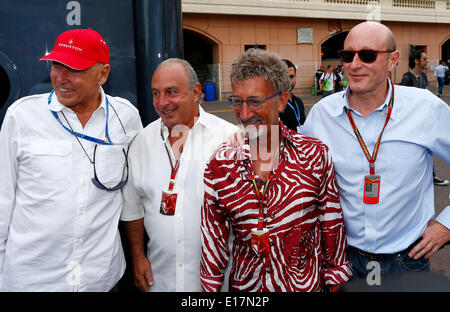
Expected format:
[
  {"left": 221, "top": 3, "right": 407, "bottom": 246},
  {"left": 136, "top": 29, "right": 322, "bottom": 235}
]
[
  {"left": 0, "top": 88, "right": 142, "bottom": 291},
  {"left": 121, "top": 107, "right": 238, "bottom": 292},
  {"left": 433, "top": 64, "right": 448, "bottom": 78},
  {"left": 301, "top": 81, "right": 450, "bottom": 254}
]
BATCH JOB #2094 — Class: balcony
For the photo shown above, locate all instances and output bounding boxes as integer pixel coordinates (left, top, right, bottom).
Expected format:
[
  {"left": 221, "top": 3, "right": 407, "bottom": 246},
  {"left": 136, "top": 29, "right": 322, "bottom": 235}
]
[{"left": 182, "top": 0, "right": 450, "bottom": 23}]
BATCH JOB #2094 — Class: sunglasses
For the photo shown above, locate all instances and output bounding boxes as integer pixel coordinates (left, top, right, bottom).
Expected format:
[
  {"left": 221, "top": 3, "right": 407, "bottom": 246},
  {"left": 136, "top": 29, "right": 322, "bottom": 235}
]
[
  {"left": 228, "top": 92, "right": 281, "bottom": 110},
  {"left": 91, "top": 144, "right": 129, "bottom": 192},
  {"left": 338, "top": 49, "right": 394, "bottom": 63}
]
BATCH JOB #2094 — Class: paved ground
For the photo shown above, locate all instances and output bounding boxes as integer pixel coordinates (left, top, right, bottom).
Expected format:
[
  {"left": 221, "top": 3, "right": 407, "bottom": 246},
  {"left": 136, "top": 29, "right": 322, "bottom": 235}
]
[{"left": 201, "top": 84, "right": 450, "bottom": 280}]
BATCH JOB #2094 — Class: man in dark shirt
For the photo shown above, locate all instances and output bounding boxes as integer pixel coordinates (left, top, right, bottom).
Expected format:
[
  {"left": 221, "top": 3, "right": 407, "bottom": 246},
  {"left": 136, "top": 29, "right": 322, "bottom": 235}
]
[
  {"left": 400, "top": 50, "right": 448, "bottom": 186},
  {"left": 279, "top": 59, "right": 306, "bottom": 132},
  {"left": 315, "top": 65, "right": 324, "bottom": 96},
  {"left": 400, "top": 50, "right": 428, "bottom": 89}
]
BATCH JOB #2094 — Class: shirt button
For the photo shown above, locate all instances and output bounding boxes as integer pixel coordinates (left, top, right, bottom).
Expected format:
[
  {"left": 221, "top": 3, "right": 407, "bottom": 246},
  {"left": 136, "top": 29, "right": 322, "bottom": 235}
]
[
  {"left": 178, "top": 264, "right": 183, "bottom": 268},
  {"left": 266, "top": 268, "right": 271, "bottom": 273}
]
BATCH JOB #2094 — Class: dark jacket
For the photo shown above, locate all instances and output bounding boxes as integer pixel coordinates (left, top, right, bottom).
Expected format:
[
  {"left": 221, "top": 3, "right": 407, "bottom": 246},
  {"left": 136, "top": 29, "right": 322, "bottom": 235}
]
[
  {"left": 400, "top": 71, "right": 428, "bottom": 89},
  {"left": 279, "top": 94, "right": 306, "bottom": 132}
]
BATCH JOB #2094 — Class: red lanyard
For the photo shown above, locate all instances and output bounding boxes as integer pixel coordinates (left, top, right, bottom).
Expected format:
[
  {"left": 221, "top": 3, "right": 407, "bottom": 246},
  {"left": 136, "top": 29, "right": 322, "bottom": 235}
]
[
  {"left": 249, "top": 145, "right": 280, "bottom": 230},
  {"left": 344, "top": 80, "right": 394, "bottom": 175},
  {"left": 161, "top": 127, "right": 181, "bottom": 191},
  {"left": 250, "top": 173, "right": 273, "bottom": 230}
]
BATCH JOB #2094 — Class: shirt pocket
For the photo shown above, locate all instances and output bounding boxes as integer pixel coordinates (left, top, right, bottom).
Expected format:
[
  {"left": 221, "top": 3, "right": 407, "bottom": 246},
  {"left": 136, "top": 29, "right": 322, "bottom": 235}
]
[
  {"left": 381, "top": 140, "right": 425, "bottom": 160},
  {"left": 92, "top": 143, "right": 128, "bottom": 187},
  {"left": 29, "top": 139, "right": 72, "bottom": 185},
  {"left": 285, "top": 221, "right": 318, "bottom": 269},
  {"left": 380, "top": 140, "right": 426, "bottom": 180}
]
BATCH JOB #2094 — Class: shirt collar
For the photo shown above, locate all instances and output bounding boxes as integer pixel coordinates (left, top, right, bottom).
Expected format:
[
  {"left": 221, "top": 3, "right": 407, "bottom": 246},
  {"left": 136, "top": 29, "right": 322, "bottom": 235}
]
[
  {"left": 195, "top": 106, "right": 214, "bottom": 131},
  {"left": 332, "top": 78, "right": 396, "bottom": 120},
  {"left": 48, "top": 87, "right": 108, "bottom": 114},
  {"left": 159, "top": 105, "right": 208, "bottom": 142},
  {"left": 234, "top": 121, "right": 291, "bottom": 165},
  {"left": 409, "top": 69, "right": 419, "bottom": 77}
]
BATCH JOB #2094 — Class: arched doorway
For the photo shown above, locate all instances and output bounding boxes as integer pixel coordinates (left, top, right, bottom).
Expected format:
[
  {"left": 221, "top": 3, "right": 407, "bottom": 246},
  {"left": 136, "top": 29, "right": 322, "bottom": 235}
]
[
  {"left": 183, "top": 28, "right": 220, "bottom": 99},
  {"left": 321, "top": 31, "right": 348, "bottom": 67},
  {"left": 0, "top": 65, "right": 10, "bottom": 111},
  {"left": 0, "top": 51, "right": 21, "bottom": 123},
  {"left": 442, "top": 38, "right": 450, "bottom": 63}
]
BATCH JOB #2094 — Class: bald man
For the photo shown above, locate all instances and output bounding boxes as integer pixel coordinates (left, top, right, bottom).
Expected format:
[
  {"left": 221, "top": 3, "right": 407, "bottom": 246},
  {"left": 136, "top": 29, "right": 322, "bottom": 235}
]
[{"left": 301, "top": 22, "right": 450, "bottom": 280}]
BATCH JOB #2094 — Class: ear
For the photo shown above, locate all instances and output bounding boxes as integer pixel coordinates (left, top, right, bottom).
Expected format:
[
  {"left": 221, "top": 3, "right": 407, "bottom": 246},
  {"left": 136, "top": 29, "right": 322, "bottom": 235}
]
[
  {"left": 278, "top": 91, "right": 289, "bottom": 113},
  {"left": 98, "top": 64, "right": 111, "bottom": 85},
  {"left": 193, "top": 82, "right": 202, "bottom": 102},
  {"left": 387, "top": 50, "right": 400, "bottom": 72}
]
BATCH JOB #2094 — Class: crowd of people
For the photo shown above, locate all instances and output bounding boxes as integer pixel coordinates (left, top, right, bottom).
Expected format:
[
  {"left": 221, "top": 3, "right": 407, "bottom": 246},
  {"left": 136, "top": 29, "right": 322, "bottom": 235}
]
[
  {"left": 0, "top": 22, "right": 449, "bottom": 292},
  {"left": 315, "top": 63, "right": 349, "bottom": 98}
]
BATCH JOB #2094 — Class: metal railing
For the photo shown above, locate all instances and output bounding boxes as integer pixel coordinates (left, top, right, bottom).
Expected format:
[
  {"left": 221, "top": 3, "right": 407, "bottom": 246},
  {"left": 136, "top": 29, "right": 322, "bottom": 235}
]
[
  {"left": 185, "top": 0, "right": 450, "bottom": 12},
  {"left": 392, "top": 0, "right": 435, "bottom": 8},
  {"left": 324, "top": 0, "right": 375, "bottom": 5}
]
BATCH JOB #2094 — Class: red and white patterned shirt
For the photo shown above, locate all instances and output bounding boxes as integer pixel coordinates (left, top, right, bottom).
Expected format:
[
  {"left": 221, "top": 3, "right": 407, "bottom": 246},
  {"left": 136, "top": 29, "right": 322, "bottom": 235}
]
[{"left": 200, "top": 122, "right": 352, "bottom": 292}]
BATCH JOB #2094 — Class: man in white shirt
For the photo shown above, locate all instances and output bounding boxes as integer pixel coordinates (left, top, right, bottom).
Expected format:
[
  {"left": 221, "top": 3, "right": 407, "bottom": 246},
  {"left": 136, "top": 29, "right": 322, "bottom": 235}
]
[
  {"left": 0, "top": 29, "right": 142, "bottom": 291},
  {"left": 301, "top": 21, "right": 450, "bottom": 281},
  {"left": 433, "top": 60, "right": 449, "bottom": 97},
  {"left": 319, "top": 65, "right": 337, "bottom": 98},
  {"left": 120, "top": 58, "right": 237, "bottom": 292}
]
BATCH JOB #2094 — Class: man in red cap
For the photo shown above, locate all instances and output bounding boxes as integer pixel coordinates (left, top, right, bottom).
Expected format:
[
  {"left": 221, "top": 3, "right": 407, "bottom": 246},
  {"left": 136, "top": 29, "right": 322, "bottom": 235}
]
[{"left": 0, "top": 28, "right": 142, "bottom": 291}]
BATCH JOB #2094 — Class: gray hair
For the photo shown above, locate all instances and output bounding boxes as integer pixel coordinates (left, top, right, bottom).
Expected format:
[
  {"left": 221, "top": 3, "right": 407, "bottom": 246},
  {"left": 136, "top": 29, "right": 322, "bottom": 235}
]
[
  {"left": 157, "top": 58, "right": 199, "bottom": 90},
  {"left": 230, "top": 48, "right": 291, "bottom": 93}
]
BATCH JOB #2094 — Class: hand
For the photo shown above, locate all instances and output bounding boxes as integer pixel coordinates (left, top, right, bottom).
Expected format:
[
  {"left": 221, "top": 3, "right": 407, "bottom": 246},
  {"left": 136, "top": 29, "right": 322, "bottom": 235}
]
[
  {"left": 408, "top": 219, "right": 450, "bottom": 259},
  {"left": 132, "top": 254, "right": 153, "bottom": 292},
  {"left": 225, "top": 129, "right": 245, "bottom": 147}
]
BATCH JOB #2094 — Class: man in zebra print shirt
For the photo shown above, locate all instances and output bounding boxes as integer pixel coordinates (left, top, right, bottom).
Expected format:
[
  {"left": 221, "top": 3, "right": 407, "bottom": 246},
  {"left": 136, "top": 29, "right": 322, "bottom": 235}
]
[{"left": 200, "top": 49, "right": 352, "bottom": 292}]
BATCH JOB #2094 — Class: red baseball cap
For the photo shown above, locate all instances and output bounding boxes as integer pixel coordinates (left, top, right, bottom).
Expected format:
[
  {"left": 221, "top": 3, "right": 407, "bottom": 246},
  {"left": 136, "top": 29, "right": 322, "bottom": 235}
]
[{"left": 40, "top": 28, "right": 110, "bottom": 70}]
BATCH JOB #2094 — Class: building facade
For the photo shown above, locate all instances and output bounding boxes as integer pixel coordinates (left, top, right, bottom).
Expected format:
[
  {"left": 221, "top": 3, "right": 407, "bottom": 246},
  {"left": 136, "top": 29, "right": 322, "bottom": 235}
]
[{"left": 182, "top": 0, "right": 450, "bottom": 99}]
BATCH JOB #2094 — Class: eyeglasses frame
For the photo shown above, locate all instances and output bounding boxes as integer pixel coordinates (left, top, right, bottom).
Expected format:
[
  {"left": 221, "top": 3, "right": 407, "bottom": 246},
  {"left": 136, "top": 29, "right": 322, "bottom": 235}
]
[
  {"left": 337, "top": 49, "right": 395, "bottom": 64},
  {"left": 228, "top": 91, "right": 282, "bottom": 110},
  {"left": 91, "top": 143, "right": 130, "bottom": 192}
]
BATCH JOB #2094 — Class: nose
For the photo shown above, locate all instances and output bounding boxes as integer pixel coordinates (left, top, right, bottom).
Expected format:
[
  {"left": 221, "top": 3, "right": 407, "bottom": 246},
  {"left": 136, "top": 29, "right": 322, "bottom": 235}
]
[
  {"left": 52, "top": 67, "right": 69, "bottom": 84},
  {"left": 158, "top": 92, "right": 172, "bottom": 107},
  {"left": 238, "top": 101, "right": 255, "bottom": 122},
  {"left": 153, "top": 91, "right": 172, "bottom": 112},
  {"left": 346, "top": 52, "right": 364, "bottom": 69}
]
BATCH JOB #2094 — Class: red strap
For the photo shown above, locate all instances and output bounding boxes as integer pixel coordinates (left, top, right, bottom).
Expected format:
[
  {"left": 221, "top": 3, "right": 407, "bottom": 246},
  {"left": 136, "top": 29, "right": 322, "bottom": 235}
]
[
  {"left": 249, "top": 144, "right": 281, "bottom": 230},
  {"left": 344, "top": 80, "right": 394, "bottom": 175},
  {"left": 250, "top": 173, "right": 273, "bottom": 230},
  {"left": 162, "top": 138, "right": 181, "bottom": 192}
]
